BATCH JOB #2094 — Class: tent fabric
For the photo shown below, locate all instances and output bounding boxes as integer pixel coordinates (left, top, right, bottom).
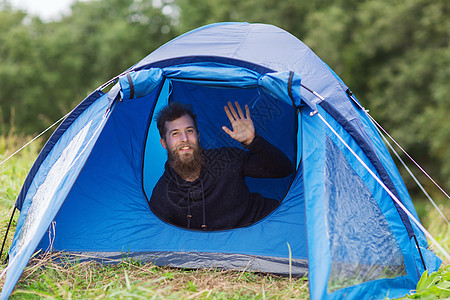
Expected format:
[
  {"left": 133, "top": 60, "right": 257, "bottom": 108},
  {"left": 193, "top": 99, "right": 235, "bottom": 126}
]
[
  {"left": 3, "top": 93, "right": 113, "bottom": 299},
  {"left": 2, "top": 22, "right": 442, "bottom": 300},
  {"left": 302, "top": 105, "right": 423, "bottom": 299},
  {"left": 119, "top": 63, "right": 302, "bottom": 107},
  {"left": 14, "top": 90, "right": 107, "bottom": 210},
  {"left": 56, "top": 251, "right": 309, "bottom": 275}
]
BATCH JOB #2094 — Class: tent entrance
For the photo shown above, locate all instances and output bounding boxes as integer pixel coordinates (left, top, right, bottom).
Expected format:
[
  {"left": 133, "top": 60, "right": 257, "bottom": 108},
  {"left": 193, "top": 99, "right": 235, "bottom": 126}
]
[{"left": 143, "top": 76, "right": 299, "bottom": 229}]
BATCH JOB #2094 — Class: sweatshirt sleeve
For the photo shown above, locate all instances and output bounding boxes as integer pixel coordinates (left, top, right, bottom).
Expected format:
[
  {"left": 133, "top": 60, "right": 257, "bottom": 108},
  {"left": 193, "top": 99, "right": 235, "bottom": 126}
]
[{"left": 241, "top": 134, "right": 294, "bottom": 178}]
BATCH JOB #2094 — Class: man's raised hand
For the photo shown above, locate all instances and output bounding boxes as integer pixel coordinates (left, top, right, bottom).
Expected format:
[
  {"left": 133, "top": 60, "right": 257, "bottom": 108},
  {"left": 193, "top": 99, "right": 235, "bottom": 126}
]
[{"left": 222, "top": 101, "right": 255, "bottom": 146}]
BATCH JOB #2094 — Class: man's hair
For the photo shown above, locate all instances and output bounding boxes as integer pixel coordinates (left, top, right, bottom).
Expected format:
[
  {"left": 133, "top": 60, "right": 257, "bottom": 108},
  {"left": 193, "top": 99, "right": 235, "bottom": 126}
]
[{"left": 155, "top": 102, "right": 199, "bottom": 139}]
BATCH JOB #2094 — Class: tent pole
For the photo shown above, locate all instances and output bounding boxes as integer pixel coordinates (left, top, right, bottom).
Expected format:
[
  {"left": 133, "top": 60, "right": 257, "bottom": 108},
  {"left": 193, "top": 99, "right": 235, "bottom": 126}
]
[
  {"left": 413, "top": 235, "right": 427, "bottom": 272},
  {"left": 0, "top": 206, "right": 16, "bottom": 263}
]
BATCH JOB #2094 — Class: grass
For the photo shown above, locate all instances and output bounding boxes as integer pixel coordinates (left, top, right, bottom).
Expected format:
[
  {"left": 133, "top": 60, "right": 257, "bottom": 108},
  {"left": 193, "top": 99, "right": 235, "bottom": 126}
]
[
  {"left": 0, "top": 131, "right": 449, "bottom": 299},
  {"left": 7, "top": 254, "right": 309, "bottom": 299},
  {"left": 0, "top": 126, "right": 44, "bottom": 210}
]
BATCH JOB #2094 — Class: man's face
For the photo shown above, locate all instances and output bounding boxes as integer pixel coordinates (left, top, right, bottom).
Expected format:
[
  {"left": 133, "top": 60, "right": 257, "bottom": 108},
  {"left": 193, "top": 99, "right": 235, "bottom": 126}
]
[{"left": 161, "top": 114, "right": 199, "bottom": 163}]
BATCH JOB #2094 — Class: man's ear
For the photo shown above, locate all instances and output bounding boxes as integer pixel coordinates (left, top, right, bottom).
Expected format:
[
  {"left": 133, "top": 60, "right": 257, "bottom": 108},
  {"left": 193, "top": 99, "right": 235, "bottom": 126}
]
[{"left": 160, "top": 138, "right": 167, "bottom": 149}]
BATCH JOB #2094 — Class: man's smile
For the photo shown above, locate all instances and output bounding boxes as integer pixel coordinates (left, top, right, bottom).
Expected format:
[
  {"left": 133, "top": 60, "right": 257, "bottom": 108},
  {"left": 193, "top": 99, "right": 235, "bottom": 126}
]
[{"left": 177, "top": 144, "right": 194, "bottom": 154}]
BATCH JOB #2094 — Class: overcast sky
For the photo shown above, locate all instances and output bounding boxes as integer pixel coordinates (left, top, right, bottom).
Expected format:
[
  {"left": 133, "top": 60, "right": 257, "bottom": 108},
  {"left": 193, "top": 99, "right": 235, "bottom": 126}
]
[{"left": 9, "top": 0, "right": 78, "bottom": 20}]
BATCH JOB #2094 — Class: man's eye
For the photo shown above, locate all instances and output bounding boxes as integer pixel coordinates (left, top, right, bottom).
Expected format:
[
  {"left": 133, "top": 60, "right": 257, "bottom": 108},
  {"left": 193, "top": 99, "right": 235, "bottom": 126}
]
[
  {"left": 172, "top": 132, "right": 179, "bottom": 136},
  {"left": 187, "top": 129, "right": 194, "bottom": 133}
]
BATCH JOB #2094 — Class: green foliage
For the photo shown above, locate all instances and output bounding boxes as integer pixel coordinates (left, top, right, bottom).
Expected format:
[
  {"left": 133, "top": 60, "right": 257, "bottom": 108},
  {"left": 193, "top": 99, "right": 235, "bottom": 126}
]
[
  {"left": 0, "top": 129, "right": 40, "bottom": 264},
  {"left": 403, "top": 266, "right": 450, "bottom": 299},
  {"left": 0, "top": 0, "right": 175, "bottom": 134},
  {"left": 417, "top": 270, "right": 440, "bottom": 293},
  {"left": 0, "top": 129, "right": 40, "bottom": 212},
  {"left": 304, "top": 0, "right": 450, "bottom": 191},
  {"left": 175, "top": 0, "right": 312, "bottom": 35}
]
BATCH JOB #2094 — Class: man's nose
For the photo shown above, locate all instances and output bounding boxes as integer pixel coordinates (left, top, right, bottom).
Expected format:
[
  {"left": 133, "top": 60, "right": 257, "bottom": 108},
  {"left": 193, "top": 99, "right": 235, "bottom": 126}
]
[{"left": 180, "top": 131, "right": 189, "bottom": 142}]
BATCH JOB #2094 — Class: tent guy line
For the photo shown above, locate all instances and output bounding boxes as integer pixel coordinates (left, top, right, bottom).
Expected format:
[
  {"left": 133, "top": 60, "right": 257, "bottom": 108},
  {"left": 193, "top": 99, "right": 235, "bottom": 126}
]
[
  {"left": 368, "top": 113, "right": 450, "bottom": 225},
  {"left": 0, "top": 112, "right": 70, "bottom": 168},
  {"left": 302, "top": 81, "right": 448, "bottom": 227},
  {"left": 366, "top": 111, "right": 450, "bottom": 203},
  {"left": 0, "top": 109, "right": 112, "bottom": 281},
  {"left": 317, "top": 112, "right": 450, "bottom": 262}
]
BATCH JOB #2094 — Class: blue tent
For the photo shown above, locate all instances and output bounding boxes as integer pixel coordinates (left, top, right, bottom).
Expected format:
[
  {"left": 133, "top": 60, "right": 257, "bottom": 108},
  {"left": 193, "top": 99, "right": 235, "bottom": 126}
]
[{"left": 1, "top": 22, "right": 441, "bottom": 299}]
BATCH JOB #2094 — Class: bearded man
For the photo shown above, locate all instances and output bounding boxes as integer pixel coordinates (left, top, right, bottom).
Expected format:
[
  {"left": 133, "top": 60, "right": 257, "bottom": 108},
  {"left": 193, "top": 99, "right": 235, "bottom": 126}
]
[{"left": 149, "top": 101, "right": 293, "bottom": 230}]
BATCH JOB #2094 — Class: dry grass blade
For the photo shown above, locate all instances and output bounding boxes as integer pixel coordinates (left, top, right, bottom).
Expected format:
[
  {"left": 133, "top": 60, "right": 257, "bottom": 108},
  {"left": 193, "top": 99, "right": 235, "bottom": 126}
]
[{"left": 4, "top": 254, "right": 309, "bottom": 299}]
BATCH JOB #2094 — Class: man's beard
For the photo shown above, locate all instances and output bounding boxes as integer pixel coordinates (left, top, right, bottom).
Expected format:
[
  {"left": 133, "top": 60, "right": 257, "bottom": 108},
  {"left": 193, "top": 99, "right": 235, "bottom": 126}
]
[{"left": 168, "top": 142, "right": 204, "bottom": 181}]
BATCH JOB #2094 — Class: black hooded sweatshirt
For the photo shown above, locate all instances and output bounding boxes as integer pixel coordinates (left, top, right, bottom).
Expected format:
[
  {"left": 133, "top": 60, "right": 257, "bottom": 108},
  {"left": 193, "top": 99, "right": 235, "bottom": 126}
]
[{"left": 149, "top": 135, "right": 293, "bottom": 230}]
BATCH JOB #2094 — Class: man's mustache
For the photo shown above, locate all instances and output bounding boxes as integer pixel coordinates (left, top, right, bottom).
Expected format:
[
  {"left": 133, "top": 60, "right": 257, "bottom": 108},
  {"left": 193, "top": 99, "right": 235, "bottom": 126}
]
[{"left": 173, "top": 142, "right": 198, "bottom": 152}]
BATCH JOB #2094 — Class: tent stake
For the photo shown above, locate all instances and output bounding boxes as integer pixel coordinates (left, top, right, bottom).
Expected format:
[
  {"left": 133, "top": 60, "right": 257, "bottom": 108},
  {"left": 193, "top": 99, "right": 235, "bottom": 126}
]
[{"left": 0, "top": 206, "right": 16, "bottom": 263}]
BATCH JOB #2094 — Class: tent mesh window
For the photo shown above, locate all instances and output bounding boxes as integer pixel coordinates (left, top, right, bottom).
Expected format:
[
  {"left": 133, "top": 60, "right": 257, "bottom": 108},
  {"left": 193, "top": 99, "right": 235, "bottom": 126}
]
[{"left": 324, "top": 137, "right": 406, "bottom": 293}]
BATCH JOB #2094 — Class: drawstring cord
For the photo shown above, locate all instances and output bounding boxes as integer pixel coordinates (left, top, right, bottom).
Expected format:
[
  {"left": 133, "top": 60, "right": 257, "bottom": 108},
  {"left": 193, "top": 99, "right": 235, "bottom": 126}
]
[
  {"left": 201, "top": 179, "right": 206, "bottom": 230},
  {"left": 186, "top": 179, "right": 207, "bottom": 230},
  {"left": 187, "top": 188, "right": 192, "bottom": 229}
]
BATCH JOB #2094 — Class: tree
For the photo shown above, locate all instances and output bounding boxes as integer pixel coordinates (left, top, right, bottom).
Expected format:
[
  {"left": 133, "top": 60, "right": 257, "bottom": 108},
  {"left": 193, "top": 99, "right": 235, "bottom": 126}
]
[
  {"left": 0, "top": 0, "right": 175, "bottom": 134},
  {"left": 300, "top": 0, "right": 450, "bottom": 191},
  {"left": 0, "top": 9, "right": 41, "bottom": 132},
  {"left": 174, "top": 0, "right": 326, "bottom": 38}
]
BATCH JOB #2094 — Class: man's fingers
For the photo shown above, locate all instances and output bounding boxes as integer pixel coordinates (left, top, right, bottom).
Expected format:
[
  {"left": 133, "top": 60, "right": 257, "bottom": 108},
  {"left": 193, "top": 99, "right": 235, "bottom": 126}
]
[
  {"left": 245, "top": 104, "right": 250, "bottom": 119},
  {"left": 227, "top": 101, "right": 239, "bottom": 120},
  {"left": 235, "top": 101, "right": 245, "bottom": 119},
  {"left": 224, "top": 106, "right": 235, "bottom": 122},
  {"left": 222, "top": 125, "right": 233, "bottom": 137}
]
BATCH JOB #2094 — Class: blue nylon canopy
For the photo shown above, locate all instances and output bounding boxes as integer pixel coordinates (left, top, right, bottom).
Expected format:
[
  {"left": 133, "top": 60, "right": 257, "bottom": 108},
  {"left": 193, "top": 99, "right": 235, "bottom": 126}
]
[
  {"left": 2, "top": 94, "right": 113, "bottom": 299},
  {"left": 119, "top": 63, "right": 302, "bottom": 107}
]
